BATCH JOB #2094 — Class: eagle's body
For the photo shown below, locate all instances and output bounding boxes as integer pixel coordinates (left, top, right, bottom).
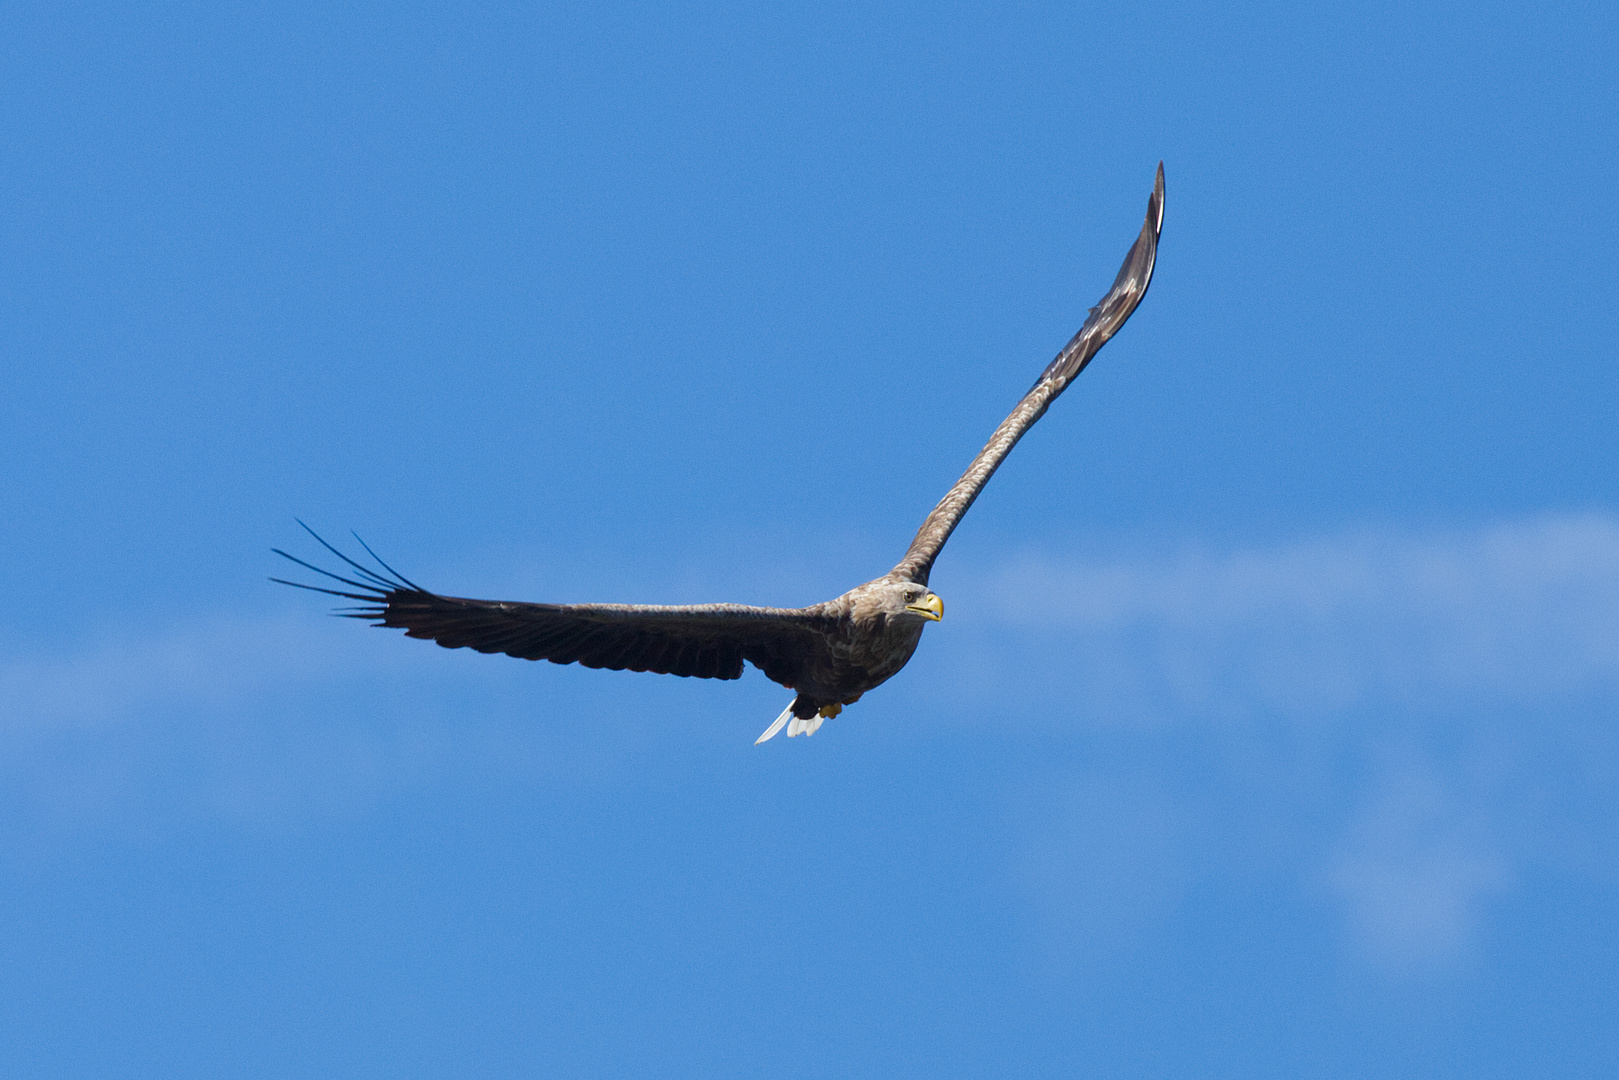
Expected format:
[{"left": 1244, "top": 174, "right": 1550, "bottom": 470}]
[
  {"left": 276, "top": 165, "right": 1166, "bottom": 741},
  {"left": 369, "top": 574, "right": 934, "bottom": 722}
]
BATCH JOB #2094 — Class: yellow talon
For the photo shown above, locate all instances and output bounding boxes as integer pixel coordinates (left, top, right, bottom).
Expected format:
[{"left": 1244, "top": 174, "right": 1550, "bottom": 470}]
[{"left": 818, "top": 703, "right": 843, "bottom": 719}]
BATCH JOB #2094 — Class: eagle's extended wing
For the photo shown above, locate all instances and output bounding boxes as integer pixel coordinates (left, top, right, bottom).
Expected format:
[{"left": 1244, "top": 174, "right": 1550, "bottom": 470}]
[
  {"left": 273, "top": 527, "right": 831, "bottom": 686},
  {"left": 890, "top": 162, "right": 1165, "bottom": 586}
]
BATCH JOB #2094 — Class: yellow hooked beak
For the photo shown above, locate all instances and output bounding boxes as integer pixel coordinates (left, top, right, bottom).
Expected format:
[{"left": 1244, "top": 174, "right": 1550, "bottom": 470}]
[{"left": 906, "top": 593, "right": 944, "bottom": 621}]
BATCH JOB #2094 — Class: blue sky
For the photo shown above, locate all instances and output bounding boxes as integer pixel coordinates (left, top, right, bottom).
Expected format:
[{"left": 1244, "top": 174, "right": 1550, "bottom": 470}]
[{"left": 3, "top": 1, "right": 1617, "bottom": 1076}]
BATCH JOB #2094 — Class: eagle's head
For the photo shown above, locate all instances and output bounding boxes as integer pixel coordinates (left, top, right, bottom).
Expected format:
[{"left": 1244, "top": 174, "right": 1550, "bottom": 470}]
[{"left": 892, "top": 581, "right": 944, "bottom": 622}]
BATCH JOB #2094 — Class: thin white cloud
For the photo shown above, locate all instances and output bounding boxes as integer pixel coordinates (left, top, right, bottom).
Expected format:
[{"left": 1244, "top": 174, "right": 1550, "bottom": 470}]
[
  {"left": 0, "top": 609, "right": 714, "bottom": 843},
  {"left": 3, "top": 615, "right": 352, "bottom": 727},
  {"left": 4, "top": 514, "right": 1616, "bottom": 968},
  {"left": 0, "top": 617, "right": 420, "bottom": 838},
  {"left": 930, "top": 512, "right": 1619, "bottom": 723},
  {"left": 1323, "top": 759, "right": 1512, "bottom": 968},
  {"left": 945, "top": 513, "right": 1619, "bottom": 968}
]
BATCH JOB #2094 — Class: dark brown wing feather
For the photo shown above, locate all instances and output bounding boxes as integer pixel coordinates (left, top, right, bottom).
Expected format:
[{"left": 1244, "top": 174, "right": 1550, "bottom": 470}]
[
  {"left": 890, "top": 162, "right": 1165, "bottom": 586},
  {"left": 272, "top": 531, "right": 832, "bottom": 687},
  {"left": 376, "top": 593, "right": 828, "bottom": 684}
]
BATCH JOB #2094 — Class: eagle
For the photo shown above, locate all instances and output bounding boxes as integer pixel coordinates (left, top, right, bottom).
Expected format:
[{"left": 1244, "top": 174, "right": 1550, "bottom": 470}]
[{"left": 275, "top": 163, "right": 1165, "bottom": 743}]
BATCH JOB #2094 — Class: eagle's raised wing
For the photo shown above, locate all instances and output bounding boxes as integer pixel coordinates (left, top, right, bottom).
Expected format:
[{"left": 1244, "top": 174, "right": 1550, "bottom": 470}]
[
  {"left": 273, "top": 526, "right": 832, "bottom": 687},
  {"left": 890, "top": 162, "right": 1165, "bottom": 587}
]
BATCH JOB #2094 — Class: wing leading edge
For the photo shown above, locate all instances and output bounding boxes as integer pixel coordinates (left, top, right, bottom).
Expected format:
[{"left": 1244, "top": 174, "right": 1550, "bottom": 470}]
[{"left": 890, "top": 162, "right": 1164, "bottom": 586}]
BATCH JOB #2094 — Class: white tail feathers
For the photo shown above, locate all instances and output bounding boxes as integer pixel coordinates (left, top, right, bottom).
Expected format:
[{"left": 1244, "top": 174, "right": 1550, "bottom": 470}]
[
  {"left": 787, "top": 713, "right": 825, "bottom": 738},
  {"left": 754, "top": 700, "right": 827, "bottom": 744}
]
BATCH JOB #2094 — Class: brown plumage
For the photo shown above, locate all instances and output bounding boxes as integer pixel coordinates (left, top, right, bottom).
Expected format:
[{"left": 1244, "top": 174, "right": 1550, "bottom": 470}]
[{"left": 274, "top": 163, "right": 1165, "bottom": 740}]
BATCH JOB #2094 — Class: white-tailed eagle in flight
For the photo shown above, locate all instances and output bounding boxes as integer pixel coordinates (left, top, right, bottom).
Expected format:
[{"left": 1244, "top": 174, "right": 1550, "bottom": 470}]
[{"left": 276, "top": 164, "right": 1166, "bottom": 743}]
